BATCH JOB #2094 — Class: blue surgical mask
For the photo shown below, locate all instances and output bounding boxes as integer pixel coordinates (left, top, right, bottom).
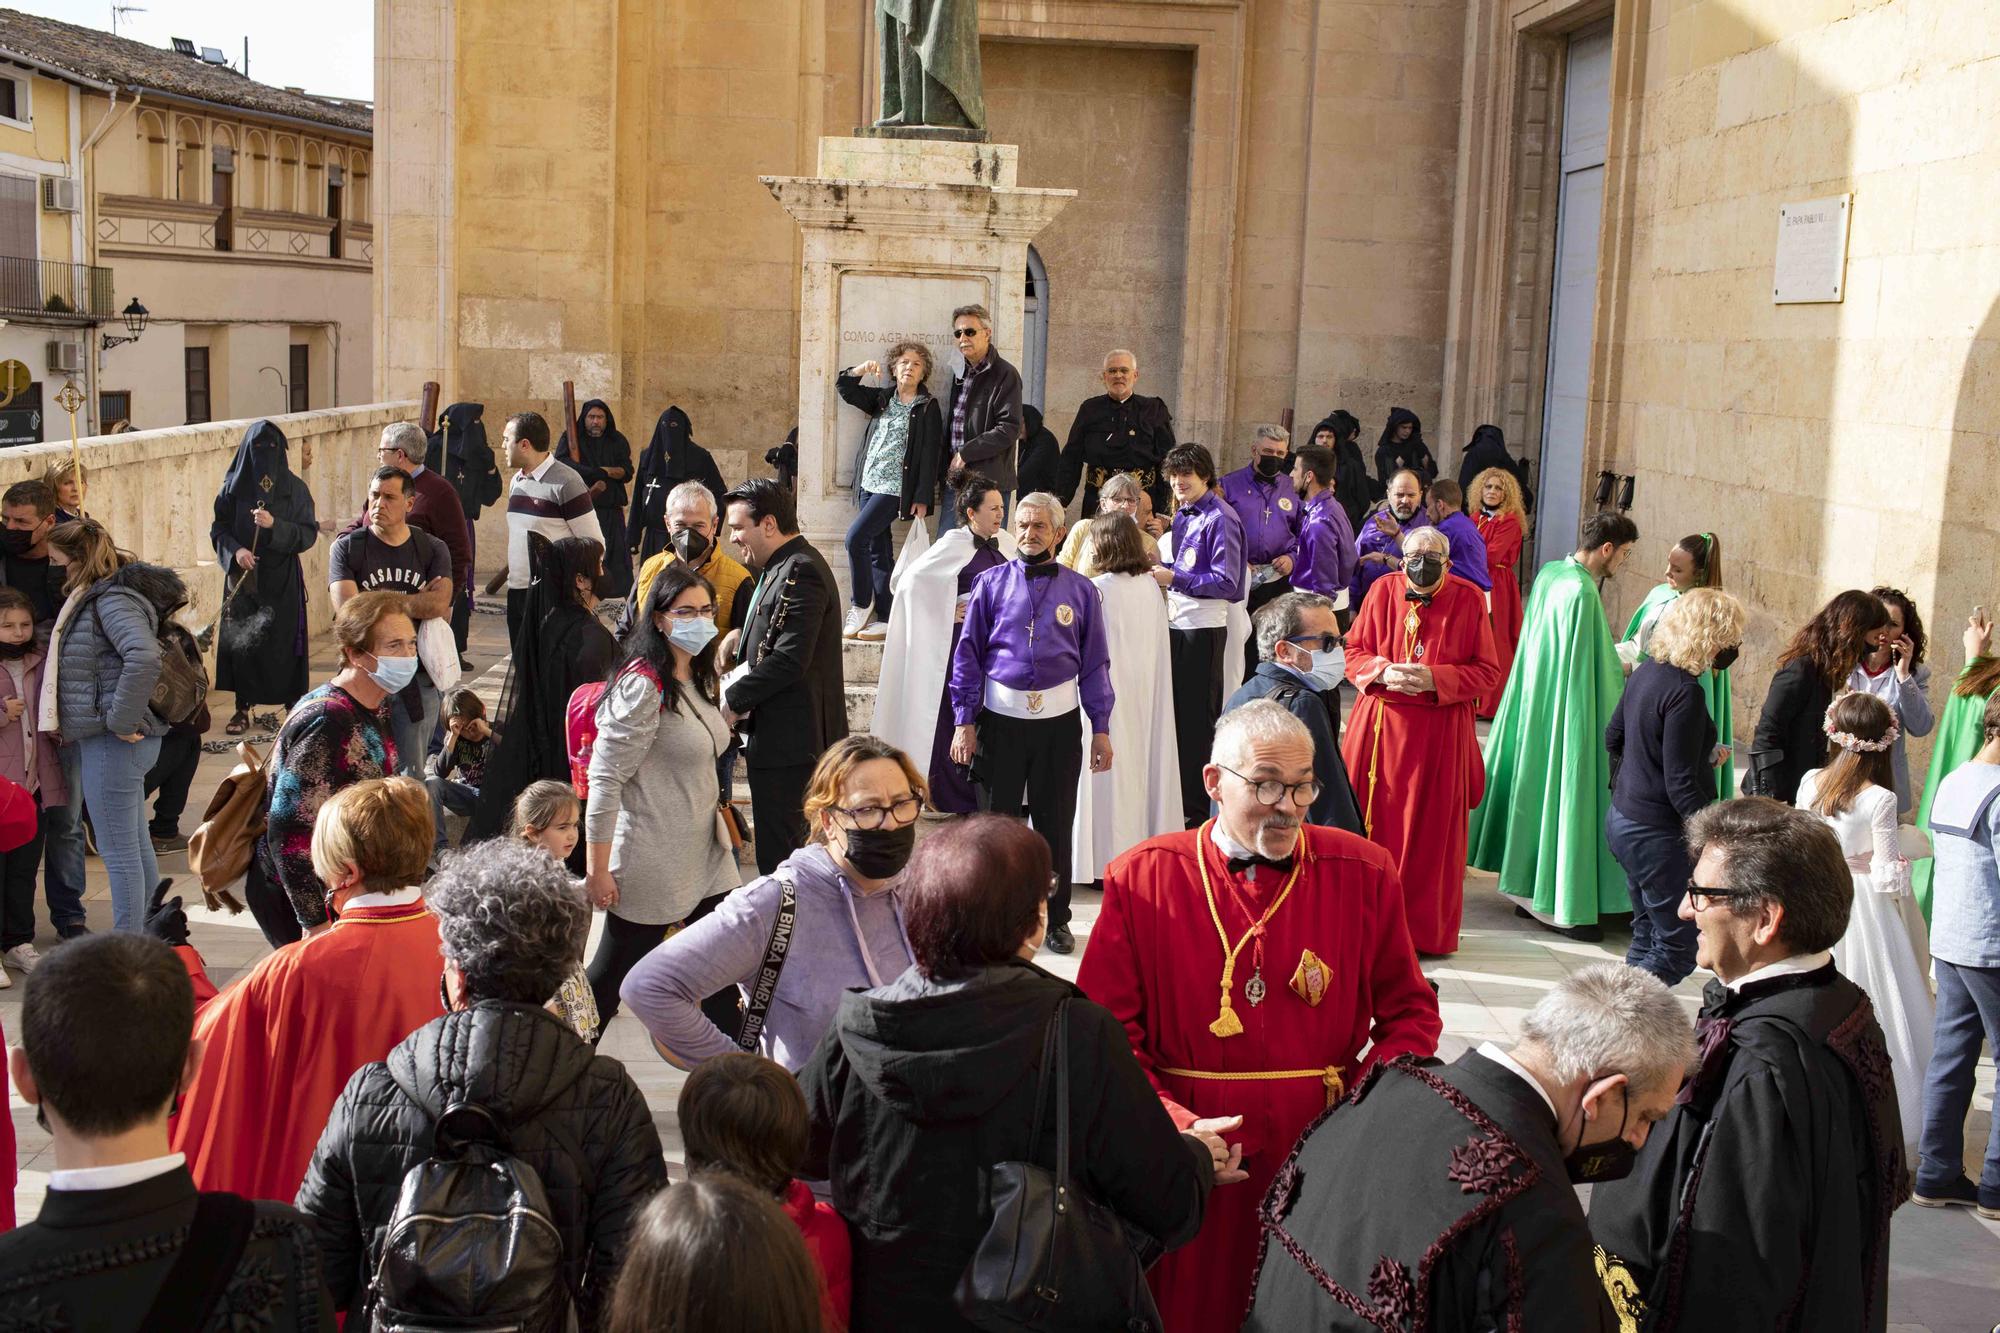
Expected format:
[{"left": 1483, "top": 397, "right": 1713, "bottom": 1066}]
[
  {"left": 366, "top": 653, "right": 419, "bottom": 694},
  {"left": 1304, "top": 647, "right": 1344, "bottom": 692},
  {"left": 668, "top": 616, "right": 719, "bottom": 656}
]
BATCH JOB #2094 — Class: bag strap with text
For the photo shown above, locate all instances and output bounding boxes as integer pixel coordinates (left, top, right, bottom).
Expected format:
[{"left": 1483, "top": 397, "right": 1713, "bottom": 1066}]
[
  {"left": 736, "top": 873, "right": 798, "bottom": 1052},
  {"left": 143, "top": 1190, "right": 257, "bottom": 1333}
]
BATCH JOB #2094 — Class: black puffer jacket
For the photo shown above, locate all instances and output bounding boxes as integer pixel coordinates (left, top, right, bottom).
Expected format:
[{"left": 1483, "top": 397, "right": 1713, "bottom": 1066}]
[{"left": 297, "top": 1000, "right": 668, "bottom": 1330}]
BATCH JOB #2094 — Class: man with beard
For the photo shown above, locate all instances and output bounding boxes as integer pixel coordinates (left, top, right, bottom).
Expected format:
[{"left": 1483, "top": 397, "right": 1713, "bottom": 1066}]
[
  {"left": 1351, "top": 468, "right": 1426, "bottom": 607},
  {"left": 1078, "top": 700, "right": 1440, "bottom": 1333},
  {"left": 556, "top": 398, "right": 635, "bottom": 598},
  {"left": 1423, "top": 479, "right": 1490, "bottom": 592},
  {"left": 949, "top": 492, "right": 1113, "bottom": 954},
  {"left": 1374, "top": 407, "right": 1438, "bottom": 487},
  {"left": 1287, "top": 444, "right": 1357, "bottom": 626},
  {"left": 501, "top": 411, "right": 603, "bottom": 642},
  {"left": 1057, "top": 348, "right": 1176, "bottom": 515},
  {"left": 1309, "top": 409, "right": 1374, "bottom": 531},
  {"left": 1590, "top": 799, "right": 1911, "bottom": 1333},
  {"left": 1245, "top": 964, "right": 1693, "bottom": 1332},
  {"left": 630, "top": 406, "right": 728, "bottom": 566}
]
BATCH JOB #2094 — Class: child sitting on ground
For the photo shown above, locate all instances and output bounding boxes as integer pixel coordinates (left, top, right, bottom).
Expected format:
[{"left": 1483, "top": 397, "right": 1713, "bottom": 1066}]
[
  {"left": 678, "top": 1051, "right": 851, "bottom": 1329},
  {"left": 512, "top": 780, "right": 601, "bottom": 1043},
  {"left": 425, "top": 687, "right": 494, "bottom": 850}
]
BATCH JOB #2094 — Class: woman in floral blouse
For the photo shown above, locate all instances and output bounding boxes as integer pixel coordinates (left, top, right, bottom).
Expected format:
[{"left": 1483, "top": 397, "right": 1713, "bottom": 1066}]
[{"left": 246, "top": 590, "right": 411, "bottom": 947}]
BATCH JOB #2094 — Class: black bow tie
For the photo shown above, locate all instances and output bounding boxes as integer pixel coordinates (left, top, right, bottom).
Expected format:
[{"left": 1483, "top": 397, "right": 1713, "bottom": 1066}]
[
  {"left": 1404, "top": 589, "right": 1434, "bottom": 605},
  {"left": 972, "top": 535, "right": 999, "bottom": 552},
  {"left": 1227, "top": 854, "right": 1295, "bottom": 877},
  {"left": 1179, "top": 505, "right": 1200, "bottom": 518},
  {"left": 1022, "top": 559, "right": 1059, "bottom": 578}
]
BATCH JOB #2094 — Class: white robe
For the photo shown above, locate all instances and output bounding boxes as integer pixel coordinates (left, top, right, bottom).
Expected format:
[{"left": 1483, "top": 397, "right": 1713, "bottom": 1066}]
[
  {"left": 874, "top": 525, "right": 1017, "bottom": 775},
  {"left": 1073, "top": 572, "right": 1181, "bottom": 880}
]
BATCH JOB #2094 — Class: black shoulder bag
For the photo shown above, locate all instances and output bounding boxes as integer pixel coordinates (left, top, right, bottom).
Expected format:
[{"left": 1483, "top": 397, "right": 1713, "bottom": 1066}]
[
  {"left": 736, "top": 873, "right": 797, "bottom": 1052},
  {"left": 954, "top": 997, "right": 1164, "bottom": 1332},
  {"left": 142, "top": 1190, "right": 257, "bottom": 1333}
]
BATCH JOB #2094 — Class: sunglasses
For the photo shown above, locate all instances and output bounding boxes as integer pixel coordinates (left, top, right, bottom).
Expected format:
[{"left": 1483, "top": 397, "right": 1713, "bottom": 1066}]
[{"left": 951, "top": 327, "right": 981, "bottom": 339}]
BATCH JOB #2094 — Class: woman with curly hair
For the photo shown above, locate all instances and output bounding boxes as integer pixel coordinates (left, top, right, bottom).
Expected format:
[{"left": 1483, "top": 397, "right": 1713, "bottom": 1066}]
[
  {"left": 1846, "top": 585, "right": 1933, "bottom": 813},
  {"left": 1749, "top": 588, "right": 1892, "bottom": 803},
  {"left": 1618, "top": 532, "right": 1734, "bottom": 795},
  {"left": 836, "top": 338, "right": 943, "bottom": 640},
  {"left": 1470, "top": 466, "right": 1528, "bottom": 718}
]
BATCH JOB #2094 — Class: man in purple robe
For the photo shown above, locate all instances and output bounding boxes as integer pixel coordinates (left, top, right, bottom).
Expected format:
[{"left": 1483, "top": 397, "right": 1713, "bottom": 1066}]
[
  {"left": 1427, "top": 478, "right": 1491, "bottom": 592},
  {"left": 1288, "top": 443, "right": 1358, "bottom": 627},
  {"left": 1219, "top": 425, "right": 1303, "bottom": 679},
  {"left": 1155, "top": 443, "right": 1247, "bottom": 826},
  {"left": 1351, "top": 467, "right": 1425, "bottom": 608},
  {"left": 950, "top": 492, "right": 1115, "bottom": 955}
]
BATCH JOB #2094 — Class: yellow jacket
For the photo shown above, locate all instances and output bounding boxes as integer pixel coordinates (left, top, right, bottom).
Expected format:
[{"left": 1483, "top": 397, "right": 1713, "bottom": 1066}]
[{"left": 634, "top": 545, "right": 751, "bottom": 629}]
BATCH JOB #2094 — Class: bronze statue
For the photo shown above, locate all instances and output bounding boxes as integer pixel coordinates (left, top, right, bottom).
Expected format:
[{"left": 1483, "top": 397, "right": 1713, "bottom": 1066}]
[{"left": 875, "top": 0, "right": 985, "bottom": 133}]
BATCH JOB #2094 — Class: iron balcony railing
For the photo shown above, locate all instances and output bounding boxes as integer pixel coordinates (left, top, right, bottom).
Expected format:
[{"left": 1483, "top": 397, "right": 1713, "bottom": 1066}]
[{"left": 0, "top": 256, "right": 115, "bottom": 322}]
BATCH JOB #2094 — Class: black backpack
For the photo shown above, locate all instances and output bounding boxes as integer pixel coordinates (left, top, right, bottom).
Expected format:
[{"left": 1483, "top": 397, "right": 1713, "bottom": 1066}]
[{"left": 368, "top": 1102, "right": 574, "bottom": 1333}]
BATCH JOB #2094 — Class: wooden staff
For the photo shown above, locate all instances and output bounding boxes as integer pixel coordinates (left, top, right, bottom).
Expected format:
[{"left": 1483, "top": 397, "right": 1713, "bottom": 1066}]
[
  {"left": 418, "top": 380, "right": 441, "bottom": 433},
  {"left": 562, "top": 381, "right": 580, "bottom": 465}
]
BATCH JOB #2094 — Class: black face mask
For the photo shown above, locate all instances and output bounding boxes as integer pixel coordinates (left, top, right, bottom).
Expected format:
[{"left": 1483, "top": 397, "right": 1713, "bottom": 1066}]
[
  {"left": 0, "top": 528, "right": 35, "bottom": 557},
  {"left": 840, "top": 823, "right": 916, "bottom": 879},
  {"left": 1404, "top": 554, "right": 1445, "bottom": 587},
  {"left": 1021, "top": 546, "right": 1055, "bottom": 565},
  {"left": 1712, "top": 644, "right": 1740, "bottom": 673},
  {"left": 1254, "top": 455, "right": 1285, "bottom": 479},
  {"left": 672, "top": 528, "right": 711, "bottom": 565},
  {"left": 0, "top": 639, "right": 31, "bottom": 659},
  {"left": 1563, "top": 1084, "right": 1638, "bottom": 1184}
]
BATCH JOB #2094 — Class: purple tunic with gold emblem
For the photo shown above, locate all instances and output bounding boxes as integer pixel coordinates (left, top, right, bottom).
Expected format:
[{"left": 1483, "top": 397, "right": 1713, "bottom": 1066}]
[
  {"left": 949, "top": 558, "right": 1114, "bottom": 730},
  {"left": 1168, "top": 489, "right": 1247, "bottom": 603},
  {"left": 1218, "top": 466, "right": 1302, "bottom": 567}
]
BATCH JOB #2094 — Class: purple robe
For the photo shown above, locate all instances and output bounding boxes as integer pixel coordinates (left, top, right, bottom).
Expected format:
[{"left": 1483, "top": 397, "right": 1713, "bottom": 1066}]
[
  {"left": 928, "top": 540, "right": 1008, "bottom": 811},
  {"left": 1217, "top": 466, "right": 1302, "bottom": 567},
  {"left": 1434, "top": 509, "right": 1491, "bottom": 591},
  {"left": 1168, "top": 489, "right": 1247, "bottom": 604},
  {"left": 950, "top": 559, "right": 1115, "bottom": 730},
  {"left": 1352, "top": 507, "right": 1423, "bottom": 605},
  {"left": 1290, "top": 489, "right": 1356, "bottom": 600}
]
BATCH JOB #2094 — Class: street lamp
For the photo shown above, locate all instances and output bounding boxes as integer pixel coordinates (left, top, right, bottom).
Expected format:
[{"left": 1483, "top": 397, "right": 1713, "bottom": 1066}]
[{"left": 101, "top": 297, "right": 150, "bottom": 351}]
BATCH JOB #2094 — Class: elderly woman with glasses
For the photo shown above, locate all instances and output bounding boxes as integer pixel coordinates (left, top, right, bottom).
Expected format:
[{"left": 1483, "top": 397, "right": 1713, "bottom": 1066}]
[
  {"left": 581, "top": 559, "right": 745, "bottom": 1028},
  {"left": 621, "top": 733, "right": 925, "bottom": 1072}
]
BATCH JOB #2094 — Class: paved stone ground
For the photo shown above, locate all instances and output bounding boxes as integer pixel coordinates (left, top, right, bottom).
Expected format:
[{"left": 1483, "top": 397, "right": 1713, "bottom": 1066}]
[{"left": 4, "top": 599, "right": 1995, "bottom": 1328}]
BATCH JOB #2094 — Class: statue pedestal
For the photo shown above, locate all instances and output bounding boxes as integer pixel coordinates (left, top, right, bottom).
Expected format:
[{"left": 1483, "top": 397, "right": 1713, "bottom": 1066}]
[{"left": 762, "top": 137, "right": 1074, "bottom": 599}]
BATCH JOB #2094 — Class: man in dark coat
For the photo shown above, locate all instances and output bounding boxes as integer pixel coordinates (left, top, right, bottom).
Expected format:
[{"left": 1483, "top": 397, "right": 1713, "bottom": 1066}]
[
  {"left": 1, "top": 933, "right": 332, "bottom": 1330},
  {"left": 1247, "top": 963, "right": 1695, "bottom": 1333},
  {"left": 721, "top": 478, "right": 848, "bottom": 873},
  {"left": 1226, "top": 591, "right": 1361, "bottom": 833},
  {"left": 1058, "top": 347, "right": 1176, "bottom": 515},
  {"left": 1456, "top": 422, "right": 1535, "bottom": 511},
  {"left": 1590, "top": 797, "right": 1912, "bottom": 1333},
  {"left": 1309, "top": 409, "right": 1374, "bottom": 532},
  {"left": 426, "top": 401, "right": 502, "bottom": 652},
  {"left": 631, "top": 406, "right": 728, "bottom": 566},
  {"left": 1374, "top": 406, "right": 1439, "bottom": 488},
  {"left": 939, "top": 304, "right": 1023, "bottom": 532},
  {"left": 211, "top": 419, "right": 318, "bottom": 732},
  {"left": 555, "top": 398, "right": 635, "bottom": 598}
]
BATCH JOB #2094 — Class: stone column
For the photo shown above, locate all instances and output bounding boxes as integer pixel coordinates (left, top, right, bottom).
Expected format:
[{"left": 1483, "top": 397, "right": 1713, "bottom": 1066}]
[{"left": 763, "top": 138, "right": 1073, "bottom": 583}]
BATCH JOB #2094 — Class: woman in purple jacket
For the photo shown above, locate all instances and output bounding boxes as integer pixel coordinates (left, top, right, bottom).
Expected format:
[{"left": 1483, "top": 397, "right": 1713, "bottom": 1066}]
[{"left": 620, "top": 734, "right": 924, "bottom": 1071}]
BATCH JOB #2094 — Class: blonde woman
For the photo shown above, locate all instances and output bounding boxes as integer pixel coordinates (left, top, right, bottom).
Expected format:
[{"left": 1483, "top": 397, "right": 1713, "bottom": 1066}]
[
  {"left": 1470, "top": 467, "right": 1528, "bottom": 719},
  {"left": 1604, "top": 587, "right": 1746, "bottom": 984},
  {"left": 1058, "top": 470, "right": 1143, "bottom": 571}
]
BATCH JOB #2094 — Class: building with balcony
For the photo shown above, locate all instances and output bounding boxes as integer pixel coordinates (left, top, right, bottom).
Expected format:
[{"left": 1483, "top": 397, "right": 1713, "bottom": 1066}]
[{"left": 0, "top": 9, "right": 372, "bottom": 438}]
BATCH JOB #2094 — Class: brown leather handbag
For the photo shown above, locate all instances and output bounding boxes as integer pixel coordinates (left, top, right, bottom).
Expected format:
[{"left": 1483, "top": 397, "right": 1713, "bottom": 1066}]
[{"left": 186, "top": 740, "right": 268, "bottom": 913}]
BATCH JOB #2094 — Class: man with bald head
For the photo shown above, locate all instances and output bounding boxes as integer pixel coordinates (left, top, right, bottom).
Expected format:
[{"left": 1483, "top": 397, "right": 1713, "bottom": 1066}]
[
  {"left": 1079, "top": 699, "right": 1441, "bottom": 1332},
  {"left": 1342, "top": 524, "right": 1502, "bottom": 954},
  {"left": 1351, "top": 467, "right": 1427, "bottom": 607},
  {"left": 1057, "top": 347, "right": 1177, "bottom": 516}
]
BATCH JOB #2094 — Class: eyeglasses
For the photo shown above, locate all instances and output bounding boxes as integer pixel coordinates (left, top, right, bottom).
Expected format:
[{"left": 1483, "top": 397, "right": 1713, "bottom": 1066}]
[
  {"left": 831, "top": 795, "right": 924, "bottom": 829},
  {"left": 1684, "top": 878, "right": 1754, "bottom": 911},
  {"left": 1286, "top": 632, "right": 1340, "bottom": 653},
  {"left": 951, "top": 327, "right": 981, "bottom": 339},
  {"left": 1217, "top": 765, "right": 1321, "bottom": 808},
  {"left": 663, "top": 605, "right": 716, "bottom": 621}
]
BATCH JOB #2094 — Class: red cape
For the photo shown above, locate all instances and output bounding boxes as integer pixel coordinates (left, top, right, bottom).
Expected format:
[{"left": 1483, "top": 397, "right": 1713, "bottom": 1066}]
[
  {"left": 1342, "top": 572, "right": 1501, "bottom": 953},
  {"left": 1077, "top": 823, "right": 1441, "bottom": 1333},
  {"left": 172, "top": 900, "right": 445, "bottom": 1203},
  {"left": 1474, "top": 511, "right": 1525, "bottom": 718}
]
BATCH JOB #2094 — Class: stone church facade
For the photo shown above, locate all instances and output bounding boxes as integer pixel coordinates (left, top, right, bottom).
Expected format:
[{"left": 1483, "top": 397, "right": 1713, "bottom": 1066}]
[{"left": 374, "top": 0, "right": 2000, "bottom": 731}]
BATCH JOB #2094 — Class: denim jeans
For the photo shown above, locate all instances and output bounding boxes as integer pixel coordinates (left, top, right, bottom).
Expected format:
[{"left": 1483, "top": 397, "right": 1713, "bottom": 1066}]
[
  {"left": 390, "top": 679, "right": 442, "bottom": 780},
  {"left": 40, "top": 741, "right": 86, "bottom": 931},
  {"left": 1916, "top": 959, "right": 2000, "bottom": 1201},
  {"left": 1605, "top": 805, "right": 1698, "bottom": 985},
  {"left": 845, "top": 488, "right": 901, "bottom": 617},
  {"left": 425, "top": 776, "right": 479, "bottom": 850},
  {"left": 78, "top": 732, "right": 162, "bottom": 933}
]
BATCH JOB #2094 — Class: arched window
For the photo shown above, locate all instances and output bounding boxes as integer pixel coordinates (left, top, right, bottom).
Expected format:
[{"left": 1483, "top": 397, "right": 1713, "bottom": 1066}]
[
  {"left": 349, "top": 149, "right": 369, "bottom": 221},
  {"left": 173, "top": 117, "right": 203, "bottom": 203},
  {"left": 135, "top": 110, "right": 168, "bottom": 197},
  {"left": 1022, "top": 245, "right": 1049, "bottom": 411},
  {"left": 303, "top": 141, "right": 324, "bottom": 218},
  {"left": 274, "top": 134, "right": 298, "bottom": 212},
  {"left": 240, "top": 129, "right": 268, "bottom": 209}
]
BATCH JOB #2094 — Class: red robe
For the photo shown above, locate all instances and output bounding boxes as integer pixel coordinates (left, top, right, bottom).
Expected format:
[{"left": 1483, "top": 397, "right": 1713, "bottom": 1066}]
[
  {"left": 1077, "top": 824, "right": 1441, "bottom": 1333},
  {"left": 1341, "top": 572, "right": 1501, "bottom": 954},
  {"left": 1474, "top": 511, "right": 1524, "bottom": 719},
  {"left": 172, "top": 899, "right": 445, "bottom": 1203}
]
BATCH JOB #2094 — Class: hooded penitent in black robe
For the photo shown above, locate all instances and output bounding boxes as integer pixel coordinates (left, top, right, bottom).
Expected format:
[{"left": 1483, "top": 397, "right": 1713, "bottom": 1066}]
[
  {"left": 1374, "top": 407, "right": 1439, "bottom": 489},
  {"left": 1246, "top": 1052, "right": 1616, "bottom": 1332},
  {"left": 556, "top": 399, "right": 636, "bottom": 599},
  {"left": 466, "top": 535, "right": 619, "bottom": 846},
  {"left": 1312, "top": 411, "right": 1375, "bottom": 532},
  {"left": 1015, "top": 403, "right": 1059, "bottom": 498},
  {"left": 211, "top": 419, "right": 317, "bottom": 709},
  {"left": 630, "top": 407, "right": 728, "bottom": 566},
  {"left": 427, "top": 401, "right": 503, "bottom": 651},
  {"left": 1588, "top": 964, "right": 1909, "bottom": 1333},
  {"left": 1456, "top": 423, "right": 1535, "bottom": 512}
]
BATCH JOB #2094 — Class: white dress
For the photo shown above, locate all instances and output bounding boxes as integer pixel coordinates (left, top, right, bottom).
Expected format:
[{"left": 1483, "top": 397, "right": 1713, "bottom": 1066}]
[
  {"left": 1072, "top": 572, "right": 1181, "bottom": 880},
  {"left": 1797, "top": 770, "right": 1934, "bottom": 1153}
]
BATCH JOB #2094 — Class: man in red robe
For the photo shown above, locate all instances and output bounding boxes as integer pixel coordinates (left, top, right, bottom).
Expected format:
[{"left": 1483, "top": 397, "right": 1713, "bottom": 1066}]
[
  {"left": 1078, "top": 699, "right": 1441, "bottom": 1332},
  {"left": 171, "top": 778, "right": 444, "bottom": 1203},
  {"left": 1342, "top": 524, "right": 1501, "bottom": 954}
]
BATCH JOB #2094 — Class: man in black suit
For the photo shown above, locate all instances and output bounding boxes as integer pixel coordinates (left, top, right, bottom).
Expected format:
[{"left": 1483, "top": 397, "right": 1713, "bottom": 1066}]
[
  {"left": 1, "top": 933, "right": 332, "bottom": 1329},
  {"left": 722, "top": 478, "right": 848, "bottom": 873}
]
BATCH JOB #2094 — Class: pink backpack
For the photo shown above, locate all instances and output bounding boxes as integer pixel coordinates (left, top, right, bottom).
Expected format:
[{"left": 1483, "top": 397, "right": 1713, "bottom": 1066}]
[{"left": 566, "top": 660, "right": 664, "bottom": 800}]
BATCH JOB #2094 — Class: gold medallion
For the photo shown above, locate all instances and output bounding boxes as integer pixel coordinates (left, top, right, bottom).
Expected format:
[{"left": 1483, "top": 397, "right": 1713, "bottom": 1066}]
[
  {"left": 1278, "top": 496, "right": 1294, "bottom": 512},
  {"left": 1055, "top": 603, "right": 1074, "bottom": 626},
  {"left": 1026, "top": 690, "right": 1044, "bottom": 714}
]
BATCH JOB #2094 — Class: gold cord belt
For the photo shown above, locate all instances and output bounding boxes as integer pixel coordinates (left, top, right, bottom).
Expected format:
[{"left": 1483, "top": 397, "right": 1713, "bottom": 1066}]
[{"left": 1157, "top": 1064, "right": 1347, "bottom": 1107}]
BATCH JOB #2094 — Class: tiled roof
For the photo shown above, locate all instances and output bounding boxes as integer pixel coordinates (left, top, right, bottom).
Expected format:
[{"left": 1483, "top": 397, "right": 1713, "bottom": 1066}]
[{"left": 0, "top": 9, "right": 370, "bottom": 135}]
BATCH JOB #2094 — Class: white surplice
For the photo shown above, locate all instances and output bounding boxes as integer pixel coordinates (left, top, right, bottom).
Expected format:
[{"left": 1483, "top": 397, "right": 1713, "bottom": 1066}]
[
  {"left": 1073, "top": 571, "right": 1182, "bottom": 880},
  {"left": 874, "top": 525, "right": 1017, "bottom": 776}
]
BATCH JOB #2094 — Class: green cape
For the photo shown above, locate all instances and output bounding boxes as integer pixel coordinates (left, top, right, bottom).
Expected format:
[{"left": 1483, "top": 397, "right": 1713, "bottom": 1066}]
[
  {"left": 1912, "top": 669, "right": 1993, "bottom": 920},
  {"left": 1469, "top": 558, "right": 1629, "bottom": 923},
  {"left": 1621, "top": 582, "right": 1736, "bottom": 799}
]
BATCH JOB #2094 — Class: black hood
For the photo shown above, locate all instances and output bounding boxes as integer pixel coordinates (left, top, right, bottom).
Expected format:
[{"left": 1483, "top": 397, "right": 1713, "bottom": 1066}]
[
  {"left": 216, "top": 418, "right": 290, "bottom": 506},
  {"left": 1023, "top": 403, "right": 1045, "bottom": 436},
  {"left": 831, "top": 962, "right": 1068, "bottom": 1123},
  {"left": 388, "top": 1002, "right": 598, "bottom": 1124},
  {"left": 429, "top": 402, "right": 487, "bottom": 469}
]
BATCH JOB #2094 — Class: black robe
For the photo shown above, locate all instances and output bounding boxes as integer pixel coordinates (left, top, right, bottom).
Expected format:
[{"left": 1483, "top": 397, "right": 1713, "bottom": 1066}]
[
  {"left": 630, "top": 407, "right": 728, "bottom": 566},
  {"left": 1312, "top": 413, "right": 1376, "bottom": 531},
  {"left": 1015, "top": 403, "right": 1060, "bottom": 498},
  {"left": 1375, "top": 406, "right": 1439, "bottom": 488},
  {"left": 425, "top": 401, "right": 503, "bottom": 523},
  {"left": 1247, "top": 1052, "right": 1616, "bottom": 1332},
  {"left": 1588, "top": 964, "right": 1909, "bottom": 1333},
  {"left": 556, "top": 399, "right": 635, "bottom": 598},
  {"left": 1456, "top": 423, "right": 1536, "bottom": 512},
  {"left": 1054, "top": 391, "right": 1175, "bottom": 514},
  {"left": 211, "top": 419, "right": 317, "bottom": 708}
]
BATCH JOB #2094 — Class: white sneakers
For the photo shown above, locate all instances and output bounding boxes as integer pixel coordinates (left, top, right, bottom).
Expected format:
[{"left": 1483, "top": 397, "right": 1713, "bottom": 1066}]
[
  {"left": 3, "top": 942, "right": 42, "bottom": 973},
  {"left": 842, "top": 605, "right": 876, "bottom": 639},
  {"left": 855, "top": 619, "right": 887, "bottom": 642}
]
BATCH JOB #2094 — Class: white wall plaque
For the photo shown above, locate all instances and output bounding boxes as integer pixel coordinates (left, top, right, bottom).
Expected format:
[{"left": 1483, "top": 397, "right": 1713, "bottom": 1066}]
[
  {"left": 832, "top": 271, "right": 989, "bottom": 489},
  {"left": 1772, "top": 194, "right": 1851, "bottom": 304}
]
